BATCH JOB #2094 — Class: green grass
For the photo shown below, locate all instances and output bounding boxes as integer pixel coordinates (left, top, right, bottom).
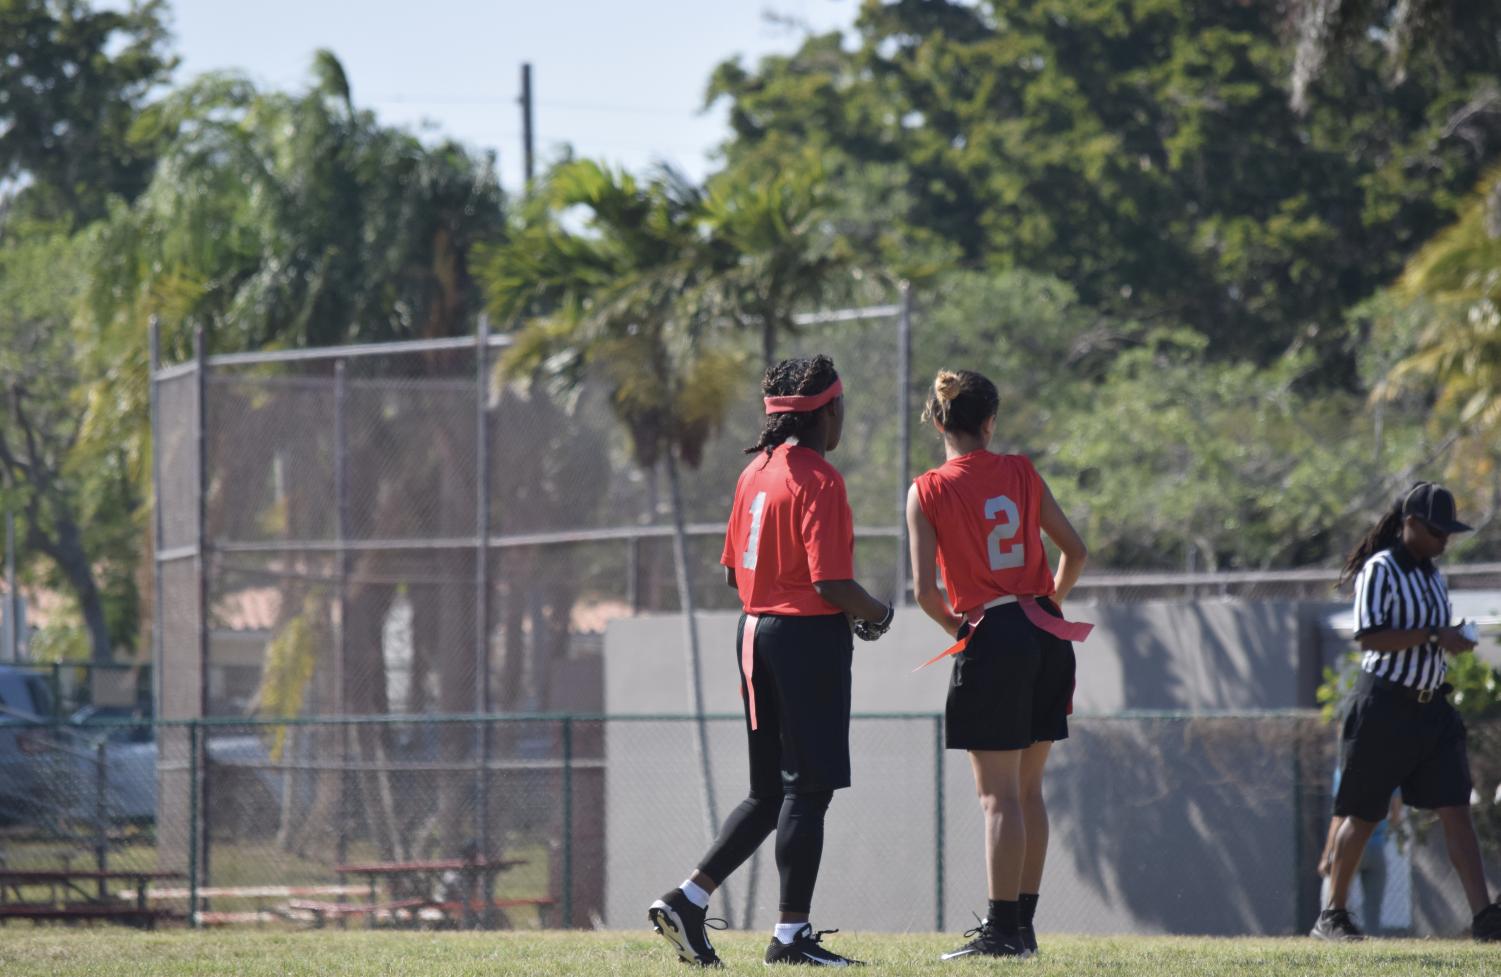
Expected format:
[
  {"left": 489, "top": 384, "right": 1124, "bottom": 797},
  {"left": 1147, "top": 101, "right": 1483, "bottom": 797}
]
[{"left": 0, "top": 930, "right": 1495, "bottom": 976}]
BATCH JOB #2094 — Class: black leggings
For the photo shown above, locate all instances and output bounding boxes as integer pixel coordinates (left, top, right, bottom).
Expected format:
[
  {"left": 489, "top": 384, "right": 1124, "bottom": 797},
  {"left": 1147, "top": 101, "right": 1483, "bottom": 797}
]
[{"left": 696, "top": 790, "right": 834, "bottom": 914}]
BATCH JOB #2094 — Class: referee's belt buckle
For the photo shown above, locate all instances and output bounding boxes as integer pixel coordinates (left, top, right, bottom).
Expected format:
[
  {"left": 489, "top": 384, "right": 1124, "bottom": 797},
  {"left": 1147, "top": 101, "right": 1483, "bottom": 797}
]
[{"left": 1416, "top": 687, "right": 1435, "bottom": 704}]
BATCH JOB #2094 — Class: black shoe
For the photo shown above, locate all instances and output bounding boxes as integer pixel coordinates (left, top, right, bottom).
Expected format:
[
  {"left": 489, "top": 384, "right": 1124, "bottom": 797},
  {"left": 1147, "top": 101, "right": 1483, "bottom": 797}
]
[
  {"left": 764, "top": 924, "right": 864, "bottom": 967},
  {"left": 1474, "top": 902, "right": 1501, "bottom": 942},
  {"left": 1309, "top": 908, "right": 1364, "bottom": 942},
  {"left": 1018, "top": 921, "right": 1038, "bottom": 955},
  {"left": 649, "top": 889, "right": 725, "bottom": 966},
  {"left": 940, "top": 917, "right": 1030, "bottom": 960}
]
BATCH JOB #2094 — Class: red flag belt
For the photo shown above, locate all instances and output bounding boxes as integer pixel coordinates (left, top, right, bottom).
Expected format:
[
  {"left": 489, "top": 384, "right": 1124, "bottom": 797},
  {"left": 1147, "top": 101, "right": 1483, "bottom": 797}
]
[{"left": 913, "top": 596, "right": 1093, "bottom": 672}]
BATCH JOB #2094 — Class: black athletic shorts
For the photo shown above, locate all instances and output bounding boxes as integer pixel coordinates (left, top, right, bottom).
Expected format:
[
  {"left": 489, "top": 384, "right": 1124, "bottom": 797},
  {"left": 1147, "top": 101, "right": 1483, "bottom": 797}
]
[
  {"left": 945, "top": 596, "right": 1076, "bottom": 752},
  {"left": 1334, "top": 671, "right": 1472, "bottom": 823},
  {"left": 735, "top": 612, "right": 853, "bottom": 796}
]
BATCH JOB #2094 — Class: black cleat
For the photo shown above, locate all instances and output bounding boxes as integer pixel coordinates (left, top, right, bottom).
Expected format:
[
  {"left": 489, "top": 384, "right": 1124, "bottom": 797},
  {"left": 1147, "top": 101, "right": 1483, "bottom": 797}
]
[
  {"left": 1018, "top": 921, "right": 1038, "bottom": 956},
  {"left": 1309, "top": 908, "right": 1364, "bottom": 942},
  {"left": 764, "top": 924, "right": 864, "bottom": 967},
  {"left": 940, "top": 916, "right": 1030, "bottom": 960},
  {"left": 649, "top": 889, "right": 725, "bottom": 967},
  {"left": 1474, "top": 902, "right": 1501, "bottom": 942}
]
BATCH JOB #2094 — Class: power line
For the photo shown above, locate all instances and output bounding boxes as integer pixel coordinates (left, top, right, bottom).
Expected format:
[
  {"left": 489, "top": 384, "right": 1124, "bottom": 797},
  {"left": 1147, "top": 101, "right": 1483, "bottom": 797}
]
[{"left": 367, "top": 93, "right": 703, "bottom": 117}]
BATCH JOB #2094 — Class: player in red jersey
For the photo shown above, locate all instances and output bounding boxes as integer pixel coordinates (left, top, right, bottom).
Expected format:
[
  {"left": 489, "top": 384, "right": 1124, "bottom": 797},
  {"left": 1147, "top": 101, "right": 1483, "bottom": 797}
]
[
  {"left": 906, "top": 369, "right": 1089, "bottom": 961},
  {"left": 649, "top": 355, "right": 893, "bottom": 968}
]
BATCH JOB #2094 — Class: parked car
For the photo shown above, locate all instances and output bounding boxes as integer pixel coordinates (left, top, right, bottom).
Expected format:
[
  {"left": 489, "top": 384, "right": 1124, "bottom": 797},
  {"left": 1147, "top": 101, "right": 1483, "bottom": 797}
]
[
  {"left": 63, "top": 703, "right": 284, "bottom": 827},
  {"left": 0, "top": 665, "right": 63, "bottom": 824},
  {"left": 1, "top": 667, "right": 283, "bottom": 829}
]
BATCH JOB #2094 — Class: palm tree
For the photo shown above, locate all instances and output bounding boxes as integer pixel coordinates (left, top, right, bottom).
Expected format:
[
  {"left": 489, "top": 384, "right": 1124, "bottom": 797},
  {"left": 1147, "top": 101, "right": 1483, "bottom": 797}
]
[
  {"left": 479, "top": 159, "right": 744, "bottom": 902},
  {"left": 696, "top": 155, "right": 865, "bottom": 365},
  {"left": 1380, "top": 164, "right": 1501, "bottom": 419}
]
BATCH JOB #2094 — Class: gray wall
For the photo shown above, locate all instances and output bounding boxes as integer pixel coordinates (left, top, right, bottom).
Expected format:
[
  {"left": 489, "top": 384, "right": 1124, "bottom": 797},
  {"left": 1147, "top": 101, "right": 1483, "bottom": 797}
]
[
  {"left": 605, "top": 599, "right": 1342, "bottom": 718},
  {"left": 603, "top": 600, "right": 1347, "bottom": 935}
]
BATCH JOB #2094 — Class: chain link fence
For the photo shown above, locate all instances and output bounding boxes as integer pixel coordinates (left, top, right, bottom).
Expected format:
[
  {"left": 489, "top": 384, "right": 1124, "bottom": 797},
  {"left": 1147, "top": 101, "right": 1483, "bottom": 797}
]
[{"left": 2, "top": 713, "right": 1497, "bottom": 935}]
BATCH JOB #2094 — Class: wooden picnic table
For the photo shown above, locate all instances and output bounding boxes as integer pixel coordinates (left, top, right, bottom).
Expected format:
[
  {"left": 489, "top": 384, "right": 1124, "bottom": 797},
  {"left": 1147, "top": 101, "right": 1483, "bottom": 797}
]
[
  {"left": 325, "top": 857, "right": 528, "bottom": 929},
  {"left": 0, "top": 868, "right": 185, "bottom": 928}
]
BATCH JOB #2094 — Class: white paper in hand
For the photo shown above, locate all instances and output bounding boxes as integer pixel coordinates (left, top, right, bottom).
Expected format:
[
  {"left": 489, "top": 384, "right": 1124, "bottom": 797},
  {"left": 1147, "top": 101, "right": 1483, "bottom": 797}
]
[{"left": 1460, "top": 620, "right": 1481, "bottom": 644}]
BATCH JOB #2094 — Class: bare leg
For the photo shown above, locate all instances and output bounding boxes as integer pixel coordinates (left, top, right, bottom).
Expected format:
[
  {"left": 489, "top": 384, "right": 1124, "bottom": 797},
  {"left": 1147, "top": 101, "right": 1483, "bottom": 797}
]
[
  {"left": 969, "top": 749, "right": 1025, "bottom": 901},
  {"left": 1018, "top": 741, "right": 1053, "bottom": 894},
  {"left": 1326, "top": 817, "right": 1377, "bottom": 909},
  {"left": 1435, "top": 805, "right": 1493, "bottom": 914},
  {"left": 687, "top": 870, "right": 717, "bottom": 895}
]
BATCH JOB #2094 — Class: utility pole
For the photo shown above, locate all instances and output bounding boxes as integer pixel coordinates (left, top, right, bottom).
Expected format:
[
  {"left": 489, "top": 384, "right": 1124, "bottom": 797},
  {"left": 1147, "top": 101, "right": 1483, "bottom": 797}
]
[{"left": 519, "top": 63, "right": 535, "bottom": 185}]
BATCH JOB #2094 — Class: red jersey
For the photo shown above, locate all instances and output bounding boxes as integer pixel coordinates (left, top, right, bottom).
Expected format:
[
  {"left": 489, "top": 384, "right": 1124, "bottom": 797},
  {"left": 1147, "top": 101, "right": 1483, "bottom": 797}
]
[
  {"left": 720, "top": 443, "right": 855, "bottom": 615},
  {"left": 913, "top": 451, "right": 1055, "bottom": 614}
]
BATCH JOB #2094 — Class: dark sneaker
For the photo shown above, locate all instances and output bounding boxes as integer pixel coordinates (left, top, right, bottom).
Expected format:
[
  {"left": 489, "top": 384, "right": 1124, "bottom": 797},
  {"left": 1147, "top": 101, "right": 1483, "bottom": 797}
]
[
  {"left": 1474, "top": 902, "right": 1501, "bottom": 942},
  {"left": 1018, "top": 921, "right": 1038, "bottom": 955},
  {"left": 648, "top": 889, "right": 725, "bottom": 966},
  {"left": 1310, "top": 908, "right": 1364, "bottom": 942},
  {"left": 764, "top": 924, "right": 864, "bottom": 966},
  {"left": 940, "top": 917, "right": 1030, "bottom": 960}
]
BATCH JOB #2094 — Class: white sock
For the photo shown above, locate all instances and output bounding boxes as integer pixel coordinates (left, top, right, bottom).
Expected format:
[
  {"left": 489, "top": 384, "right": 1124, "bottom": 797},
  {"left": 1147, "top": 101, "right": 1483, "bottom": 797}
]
[
  {"left": 774, "top": 922, "right": 807, "bottom": 945},
  {"left": 679, "top": 880, "right": 710, "bottom": 909}
]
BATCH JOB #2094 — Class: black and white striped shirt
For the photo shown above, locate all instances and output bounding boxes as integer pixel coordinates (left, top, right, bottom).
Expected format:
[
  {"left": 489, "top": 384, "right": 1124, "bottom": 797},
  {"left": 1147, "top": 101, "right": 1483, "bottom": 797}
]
[{"left": 1352, "top": 545, "right": 1450, "bottom": 691}]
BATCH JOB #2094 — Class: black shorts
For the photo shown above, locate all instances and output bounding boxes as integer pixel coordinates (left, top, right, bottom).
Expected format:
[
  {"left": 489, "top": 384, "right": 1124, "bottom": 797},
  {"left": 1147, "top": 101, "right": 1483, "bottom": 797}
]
[
  {"left": 945, "top": 597, "right": 1076, "bottom": 752},
  {"left": 1334, "top": 671, "right": 1473, "bottom": 822},
  {"left": 736, "top": 612, "right": 853, "bottom": 796}
]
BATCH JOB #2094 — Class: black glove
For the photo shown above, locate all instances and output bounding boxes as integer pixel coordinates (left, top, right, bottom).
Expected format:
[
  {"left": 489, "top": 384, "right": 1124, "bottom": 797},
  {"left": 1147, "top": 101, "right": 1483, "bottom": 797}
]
[{"left": 853, "top": 604, "right": 894, "bottom": 642}]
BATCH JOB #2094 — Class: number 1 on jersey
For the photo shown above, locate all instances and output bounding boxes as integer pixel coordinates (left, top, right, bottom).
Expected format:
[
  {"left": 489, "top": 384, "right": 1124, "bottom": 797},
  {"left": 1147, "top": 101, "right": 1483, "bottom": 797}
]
[
  {"left": 985, "top": 495, "right": 1025, "bottom": 570},
  {"left": 742, "top": 491, "right": 768, "bottom": 570}
]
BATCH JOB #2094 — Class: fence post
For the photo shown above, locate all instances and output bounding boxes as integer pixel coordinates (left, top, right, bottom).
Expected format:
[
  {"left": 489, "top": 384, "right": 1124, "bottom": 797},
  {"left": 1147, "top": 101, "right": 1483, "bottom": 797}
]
[
  {"left": 933, "top": 713, "right": 945, "bottom": 933},
  {"left": 333, "top": 361, "right": 350, "bottom": 867},
  {"left": 562, "top": 715, "right": 574, "bottom": 929},
  {"left": 94, "top": 739, "right": 108, "bottom": 900},
  {"left": 188, "top": 722, "right": 201, "bottom": 929},
  {"left": 1292, "top": 733, "right": 1305, "bottom": 935},
  {"left": 194, "top": 327, "right": 213, "bottom": 889},
  {"left": 149, "top": 316, "right": 164, "bottom": 717},
  {"left": 475, "top": 320, "right": 493, "bottom": 861}
]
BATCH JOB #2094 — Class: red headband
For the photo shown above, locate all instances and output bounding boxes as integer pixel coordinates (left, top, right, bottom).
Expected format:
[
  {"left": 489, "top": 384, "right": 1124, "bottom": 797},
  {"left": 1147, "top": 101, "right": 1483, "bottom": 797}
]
[{"left": 763, "top": 379, "right": 843, "bottom": 414}]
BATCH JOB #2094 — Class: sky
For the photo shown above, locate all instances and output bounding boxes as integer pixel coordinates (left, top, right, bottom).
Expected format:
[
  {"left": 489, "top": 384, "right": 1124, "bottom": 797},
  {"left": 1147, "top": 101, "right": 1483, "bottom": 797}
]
[{"left": 163, "top": 0, "right": 863, "bottom": 193}]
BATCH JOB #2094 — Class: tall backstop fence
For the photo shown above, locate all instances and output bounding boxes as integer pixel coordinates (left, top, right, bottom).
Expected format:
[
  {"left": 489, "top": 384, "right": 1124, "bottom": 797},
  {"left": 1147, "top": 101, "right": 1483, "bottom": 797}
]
[{"left": 2, "top": 712, "right": 1498, "bottom": 936}]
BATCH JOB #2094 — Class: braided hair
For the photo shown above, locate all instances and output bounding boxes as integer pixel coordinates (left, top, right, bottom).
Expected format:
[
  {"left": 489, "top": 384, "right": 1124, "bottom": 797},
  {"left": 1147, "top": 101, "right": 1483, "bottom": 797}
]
[
  {"left": 1338, "top": 483, "right": 1427, "bottom": 588},
  {"left": 922, "top": 369, "right": 999, "bottom": 437},
  {"left": 744, "top": 355, "right": 840, "bottom": 456}
]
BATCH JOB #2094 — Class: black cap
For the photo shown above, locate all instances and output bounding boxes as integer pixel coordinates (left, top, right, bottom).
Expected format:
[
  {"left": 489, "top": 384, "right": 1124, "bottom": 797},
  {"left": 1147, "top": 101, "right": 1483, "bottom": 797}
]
[{"left": 1401, "top": 482, "right": 1472, "bottom": 534}]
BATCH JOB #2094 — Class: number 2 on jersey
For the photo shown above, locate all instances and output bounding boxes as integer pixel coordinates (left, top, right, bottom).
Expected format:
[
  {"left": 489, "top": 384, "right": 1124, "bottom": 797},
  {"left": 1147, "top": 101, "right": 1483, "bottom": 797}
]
[
  {"left": 742, "top": 491, "right": 768, "bottom": 570},
  {"left": 984, "top": 495, "right": 1025, "bottom": 570}
]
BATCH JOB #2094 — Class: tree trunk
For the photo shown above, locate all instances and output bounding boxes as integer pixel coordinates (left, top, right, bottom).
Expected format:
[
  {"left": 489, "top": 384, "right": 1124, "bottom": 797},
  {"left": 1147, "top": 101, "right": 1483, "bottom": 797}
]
[
  {"left": 37, "top": 512, "right": 113, "bottom": 662},
  {"left": 663, "top": 448, "right": 733, "bottom": 922}
]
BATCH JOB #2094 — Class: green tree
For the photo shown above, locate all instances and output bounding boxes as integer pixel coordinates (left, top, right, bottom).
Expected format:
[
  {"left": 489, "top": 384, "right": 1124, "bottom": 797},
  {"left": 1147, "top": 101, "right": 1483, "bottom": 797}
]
[
  {"left": 707, "top": 0, "right": 1501, "bottom": 367},
  {"left": 1286, "top": 0, "right": 1501, "bottom": 111},
  {"left": 0, "top": 0, "right": 174, "bottom": 660},
  {"left": 0, "top": 0, "right": 175, "bottom": 223},
  {"left": 1049, "top": 331, "right": 1422, "bottom": 570},
  {"left": 0, "top": 226, "right": 138, "bottom": 661}
]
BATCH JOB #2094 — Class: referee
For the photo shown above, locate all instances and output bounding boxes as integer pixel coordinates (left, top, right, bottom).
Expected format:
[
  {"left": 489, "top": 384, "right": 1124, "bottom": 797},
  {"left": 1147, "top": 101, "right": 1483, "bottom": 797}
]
[{"left": 1313, "top": 482, "right": 1501, "bottom": 942}]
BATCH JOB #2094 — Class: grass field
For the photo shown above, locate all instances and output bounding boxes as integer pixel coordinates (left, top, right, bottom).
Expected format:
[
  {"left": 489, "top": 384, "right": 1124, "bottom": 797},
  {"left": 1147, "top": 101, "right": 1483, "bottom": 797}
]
[{"left": 0, "top": 930, "right": 1496, "bottom": 976}]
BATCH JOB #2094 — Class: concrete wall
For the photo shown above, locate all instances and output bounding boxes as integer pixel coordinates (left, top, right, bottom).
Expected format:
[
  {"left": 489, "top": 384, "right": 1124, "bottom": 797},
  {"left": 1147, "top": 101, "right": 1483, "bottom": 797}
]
[
  {"left": 605, "top": 598, "right": 1343, "bottom": 718},
  {"left": 602, "top": 600, "right": 1350, "bottom": 935}
]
